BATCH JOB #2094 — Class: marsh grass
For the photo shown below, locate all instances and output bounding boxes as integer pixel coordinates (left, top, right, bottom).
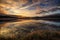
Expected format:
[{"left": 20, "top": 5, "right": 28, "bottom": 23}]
[{"left": 0, "top": 30, "right": 60, "bottom": 40}]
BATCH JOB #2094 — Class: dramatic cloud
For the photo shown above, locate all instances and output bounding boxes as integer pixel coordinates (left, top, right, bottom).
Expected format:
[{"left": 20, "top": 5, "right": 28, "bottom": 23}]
[{"left": 0, "top": 0, "right": 60, "bottom": 17}]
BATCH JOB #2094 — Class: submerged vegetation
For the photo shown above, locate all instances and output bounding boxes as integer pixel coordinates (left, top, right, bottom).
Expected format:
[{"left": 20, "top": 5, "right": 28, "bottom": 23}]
[{"left": 0, "top": 30, "right": 60, "bottom": 40}]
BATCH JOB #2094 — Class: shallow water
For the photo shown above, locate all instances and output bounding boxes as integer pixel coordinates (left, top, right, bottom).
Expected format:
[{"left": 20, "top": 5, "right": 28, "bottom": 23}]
[{"left": 0, "top": 20, "right": 60, "bottom": 38}]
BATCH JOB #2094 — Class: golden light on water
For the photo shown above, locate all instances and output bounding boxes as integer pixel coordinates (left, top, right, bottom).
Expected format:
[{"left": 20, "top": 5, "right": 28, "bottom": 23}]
[
  {"left": 0, "top": 28, "right": 11, "bottom": 35},
  {"left": 0, "top": 20, "right": 34, "bottom": 37}
]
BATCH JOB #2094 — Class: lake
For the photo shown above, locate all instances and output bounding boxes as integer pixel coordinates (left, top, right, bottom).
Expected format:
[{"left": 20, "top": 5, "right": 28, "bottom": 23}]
[{"left": 0, "top": 19, "right": 60, "bottom": 40}]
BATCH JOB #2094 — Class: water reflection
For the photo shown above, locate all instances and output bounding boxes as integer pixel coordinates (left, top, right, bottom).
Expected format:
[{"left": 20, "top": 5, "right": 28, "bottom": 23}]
[{"left": 0, "top": 20, "right": 60, "bottom": 38}]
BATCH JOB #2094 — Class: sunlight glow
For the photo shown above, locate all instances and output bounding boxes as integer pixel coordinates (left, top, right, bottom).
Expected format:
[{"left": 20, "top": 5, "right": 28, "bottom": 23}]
[{"left": 0, "top": 0, "right": 42, "bottom": 17}]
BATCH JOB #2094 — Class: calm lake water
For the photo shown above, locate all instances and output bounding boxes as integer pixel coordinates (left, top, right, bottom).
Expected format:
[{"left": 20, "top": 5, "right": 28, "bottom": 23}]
[{"left": 0, "top": 20, "right": 60, "bottom": 38}]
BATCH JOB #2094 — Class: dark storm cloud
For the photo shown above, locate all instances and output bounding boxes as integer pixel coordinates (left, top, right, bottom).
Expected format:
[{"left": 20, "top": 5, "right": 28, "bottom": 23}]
[
  {"left": 23, "top": 0, "right": 60, "bottom": 10},
  {"left": 38, "top": 0, "right": 60, "bottom": 8}
]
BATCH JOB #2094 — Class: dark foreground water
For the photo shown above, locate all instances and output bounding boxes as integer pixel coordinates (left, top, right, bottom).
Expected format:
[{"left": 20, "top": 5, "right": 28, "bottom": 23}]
[{"left": 0, "top": 20, "right": 60, "bottom": 40}]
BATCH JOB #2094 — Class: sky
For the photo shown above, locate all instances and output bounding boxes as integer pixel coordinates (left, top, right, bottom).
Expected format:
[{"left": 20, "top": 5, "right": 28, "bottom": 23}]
[{"left": 0, "top": 0, "right": 60, "bottom": 17}]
